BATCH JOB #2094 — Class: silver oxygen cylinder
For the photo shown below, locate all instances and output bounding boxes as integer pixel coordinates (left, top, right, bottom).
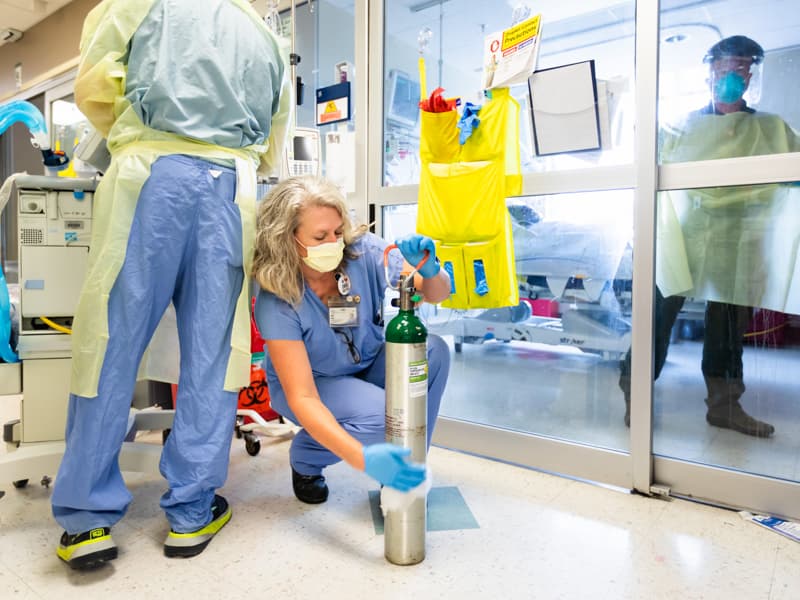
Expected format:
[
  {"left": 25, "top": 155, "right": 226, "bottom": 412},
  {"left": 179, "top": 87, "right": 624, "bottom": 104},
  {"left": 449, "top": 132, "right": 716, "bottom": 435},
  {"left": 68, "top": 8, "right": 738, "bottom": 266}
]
[{"left": 384, "top": 274, "right": 428, "bottom": 565}]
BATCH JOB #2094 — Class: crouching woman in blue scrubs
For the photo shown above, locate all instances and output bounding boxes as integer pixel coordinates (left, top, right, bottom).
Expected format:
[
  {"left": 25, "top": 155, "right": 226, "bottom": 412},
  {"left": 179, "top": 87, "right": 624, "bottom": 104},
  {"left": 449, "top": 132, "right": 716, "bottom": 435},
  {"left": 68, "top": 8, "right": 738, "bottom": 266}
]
[{"left": 252, "top": 176, "right": 451, "bottom": 503}]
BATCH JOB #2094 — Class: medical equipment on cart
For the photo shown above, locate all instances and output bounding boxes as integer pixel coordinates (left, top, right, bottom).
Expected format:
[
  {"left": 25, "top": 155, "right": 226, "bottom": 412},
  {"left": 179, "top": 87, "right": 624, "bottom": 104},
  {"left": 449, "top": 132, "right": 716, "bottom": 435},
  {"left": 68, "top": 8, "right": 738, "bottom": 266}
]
[{"left": 0, "top": 175, "right": 120, "bottom": 490}]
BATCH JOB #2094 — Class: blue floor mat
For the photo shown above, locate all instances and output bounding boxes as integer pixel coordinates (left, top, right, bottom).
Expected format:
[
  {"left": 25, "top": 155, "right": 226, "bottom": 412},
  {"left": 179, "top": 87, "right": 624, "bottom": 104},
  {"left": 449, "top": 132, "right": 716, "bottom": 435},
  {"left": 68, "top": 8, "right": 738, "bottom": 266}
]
[{"left": 368, "top": 486, "right": 479, "bottom": 534}]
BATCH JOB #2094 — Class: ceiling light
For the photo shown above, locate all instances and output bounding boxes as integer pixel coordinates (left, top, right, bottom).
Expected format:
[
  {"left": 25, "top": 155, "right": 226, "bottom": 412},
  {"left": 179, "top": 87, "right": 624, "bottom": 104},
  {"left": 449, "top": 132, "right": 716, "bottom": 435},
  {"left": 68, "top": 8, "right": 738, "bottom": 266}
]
[{"left": 0, "top": 29, "right": 23, "bottom": 45}]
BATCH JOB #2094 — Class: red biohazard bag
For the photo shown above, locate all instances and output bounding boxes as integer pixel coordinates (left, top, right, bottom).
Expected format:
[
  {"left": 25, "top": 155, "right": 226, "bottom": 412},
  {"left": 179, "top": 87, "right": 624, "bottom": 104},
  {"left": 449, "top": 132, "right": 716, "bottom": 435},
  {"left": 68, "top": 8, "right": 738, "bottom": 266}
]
[{"left": 237, "top": 299, "right": 279, "bottom": 422}]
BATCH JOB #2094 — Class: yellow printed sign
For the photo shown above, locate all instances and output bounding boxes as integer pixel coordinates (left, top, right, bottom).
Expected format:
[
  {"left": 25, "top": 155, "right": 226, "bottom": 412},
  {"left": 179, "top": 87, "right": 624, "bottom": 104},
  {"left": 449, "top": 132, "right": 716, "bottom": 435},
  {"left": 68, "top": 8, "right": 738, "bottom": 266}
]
[
  {"left": 482, "top": 14, "right": 542, "bottom": 89},
  {"left": 502, "top": 15, "right": 540, "bottom": 52}
]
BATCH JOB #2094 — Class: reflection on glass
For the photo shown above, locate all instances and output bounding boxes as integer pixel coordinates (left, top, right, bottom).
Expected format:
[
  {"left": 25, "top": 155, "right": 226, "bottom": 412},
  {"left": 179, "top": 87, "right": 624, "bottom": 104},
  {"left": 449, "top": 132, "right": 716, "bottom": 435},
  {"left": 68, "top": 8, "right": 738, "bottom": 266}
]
[
  {"left": 652, "top": 180, "right": 800, "bottom": 478},
  {"left": 659, "top": 21, "right": 800, "bottom": 162},
  {"left": 654, "top": 2, "right": 800, "bottom": 480},
  {"left": 383, "top": 190, "right": 634, "bottom": 452},
  {"left": 382, "top": 0, "right": 636, "bottom": 186}
]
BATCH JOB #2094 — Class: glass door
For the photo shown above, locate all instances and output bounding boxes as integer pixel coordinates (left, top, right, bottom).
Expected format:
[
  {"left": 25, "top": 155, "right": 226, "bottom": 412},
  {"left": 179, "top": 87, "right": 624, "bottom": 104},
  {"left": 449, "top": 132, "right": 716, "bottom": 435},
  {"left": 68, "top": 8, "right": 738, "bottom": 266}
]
[
  {"left": 373, "top": 0, "right": 639, "bottom": 488},
  {"left": 371, "top": 0, "right": 800, "bottom": 518},
  {"left": 652, "top": 0, "right": 800, "bottom": 519}
]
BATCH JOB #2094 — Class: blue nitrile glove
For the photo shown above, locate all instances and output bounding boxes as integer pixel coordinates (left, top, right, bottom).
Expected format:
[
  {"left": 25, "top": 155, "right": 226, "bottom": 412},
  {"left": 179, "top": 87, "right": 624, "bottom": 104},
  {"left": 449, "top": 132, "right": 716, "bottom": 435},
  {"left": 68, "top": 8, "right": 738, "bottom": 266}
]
[
  {"left": 363, "top": 443, "right": 426, "bottom": 491},
  {"left": 395, "top": 234, "right": 440, "bottom": 278},
  {"left": 456, "top": 102, "right": 481, "bottom": 145}
]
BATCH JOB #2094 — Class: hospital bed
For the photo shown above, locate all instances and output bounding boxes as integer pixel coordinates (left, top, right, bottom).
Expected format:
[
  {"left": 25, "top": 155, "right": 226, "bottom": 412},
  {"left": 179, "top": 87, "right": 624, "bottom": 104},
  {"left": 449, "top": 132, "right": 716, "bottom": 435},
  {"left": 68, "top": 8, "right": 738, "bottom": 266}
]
[{"left": 426, "top": 206, "right": 634, "bottom": 361}]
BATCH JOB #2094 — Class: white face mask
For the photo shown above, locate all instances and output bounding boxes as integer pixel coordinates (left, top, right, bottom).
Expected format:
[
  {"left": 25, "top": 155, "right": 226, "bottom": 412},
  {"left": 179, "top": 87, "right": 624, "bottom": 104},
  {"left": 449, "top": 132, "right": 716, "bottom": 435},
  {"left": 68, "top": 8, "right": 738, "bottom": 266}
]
[{"left": 296, "top": 237, "right": 345, "bottom": 273}]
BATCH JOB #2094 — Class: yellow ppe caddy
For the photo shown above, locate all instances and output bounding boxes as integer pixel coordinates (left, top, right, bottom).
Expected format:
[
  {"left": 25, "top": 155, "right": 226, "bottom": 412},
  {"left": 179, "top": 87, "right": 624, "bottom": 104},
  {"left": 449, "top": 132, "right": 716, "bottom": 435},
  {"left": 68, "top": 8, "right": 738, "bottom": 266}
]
[{"left": 417, "top": 87, "right": 521, "bottom": 309}]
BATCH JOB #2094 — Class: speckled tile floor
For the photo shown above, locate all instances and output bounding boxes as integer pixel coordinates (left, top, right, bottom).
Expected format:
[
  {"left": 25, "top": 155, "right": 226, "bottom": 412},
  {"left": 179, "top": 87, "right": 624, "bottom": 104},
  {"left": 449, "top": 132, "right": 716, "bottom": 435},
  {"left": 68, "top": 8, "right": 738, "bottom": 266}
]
[{"left": 1, "top": 423, "right": 799, "bottom": 600}]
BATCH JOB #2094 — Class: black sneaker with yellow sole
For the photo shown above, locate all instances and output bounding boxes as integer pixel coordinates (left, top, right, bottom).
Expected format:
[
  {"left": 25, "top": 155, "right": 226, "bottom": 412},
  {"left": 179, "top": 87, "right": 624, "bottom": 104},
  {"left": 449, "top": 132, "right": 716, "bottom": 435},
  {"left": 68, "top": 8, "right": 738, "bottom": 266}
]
[
  {"left": 163, "top": 494, "right": 232, "bottom": 558},
  {"left": 56, "top": 527, "right": 118, "bottom": 569}
]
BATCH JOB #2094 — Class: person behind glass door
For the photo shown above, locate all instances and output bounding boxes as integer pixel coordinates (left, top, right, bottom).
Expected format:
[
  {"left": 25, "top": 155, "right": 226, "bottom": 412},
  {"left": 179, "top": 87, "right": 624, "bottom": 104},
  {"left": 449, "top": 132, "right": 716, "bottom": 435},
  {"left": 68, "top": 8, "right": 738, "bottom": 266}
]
[
  {"left": 619, "top": 35, "right": 800, "bottom": 437},
  {"left": 51, "top": 0, "right": 290, "bottom": 569},
  {"left": 252, "top": 176, "right": 451, "bottom": 504}
]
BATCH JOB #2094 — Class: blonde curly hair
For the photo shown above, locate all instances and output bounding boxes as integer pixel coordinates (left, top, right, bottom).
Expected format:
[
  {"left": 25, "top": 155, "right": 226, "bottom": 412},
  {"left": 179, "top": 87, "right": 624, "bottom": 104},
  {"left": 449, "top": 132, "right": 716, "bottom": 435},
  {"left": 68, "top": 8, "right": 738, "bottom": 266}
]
[{"left": 252, "top": 176, "right": 366, "bottom": 305}]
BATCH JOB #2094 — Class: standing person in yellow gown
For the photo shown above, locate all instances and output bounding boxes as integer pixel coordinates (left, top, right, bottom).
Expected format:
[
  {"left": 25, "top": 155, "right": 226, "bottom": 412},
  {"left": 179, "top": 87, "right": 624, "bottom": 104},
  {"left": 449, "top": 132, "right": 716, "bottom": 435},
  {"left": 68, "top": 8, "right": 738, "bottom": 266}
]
[
  {"left": 620, "top": 35, "right": 800, "bottom": 437},
  {"left": 51, "top": 0, "right": 290, "bottom": 569}
]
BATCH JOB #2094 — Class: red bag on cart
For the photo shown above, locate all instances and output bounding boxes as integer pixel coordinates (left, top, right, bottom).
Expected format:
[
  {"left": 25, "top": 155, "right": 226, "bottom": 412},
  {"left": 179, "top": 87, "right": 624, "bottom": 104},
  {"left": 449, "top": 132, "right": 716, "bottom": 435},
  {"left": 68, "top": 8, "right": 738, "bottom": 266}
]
[{"left": 237, "top": 299, "right": 279, "bottom": 422}]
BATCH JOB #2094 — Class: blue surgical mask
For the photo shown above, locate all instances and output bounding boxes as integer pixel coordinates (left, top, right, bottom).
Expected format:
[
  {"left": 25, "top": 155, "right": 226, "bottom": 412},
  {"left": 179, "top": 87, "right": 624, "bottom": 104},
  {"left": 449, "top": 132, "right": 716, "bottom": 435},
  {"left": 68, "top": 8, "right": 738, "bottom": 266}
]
[{"left": 714, "top": 71, "right": 746, "bottom": 104}]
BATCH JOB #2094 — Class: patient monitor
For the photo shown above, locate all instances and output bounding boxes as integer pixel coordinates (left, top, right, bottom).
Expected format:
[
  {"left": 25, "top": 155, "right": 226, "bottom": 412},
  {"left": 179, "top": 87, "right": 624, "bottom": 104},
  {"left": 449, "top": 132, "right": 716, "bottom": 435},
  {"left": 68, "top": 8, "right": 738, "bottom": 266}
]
[{"left": 282, "top": 127, "right": 321, "bottom": 178}]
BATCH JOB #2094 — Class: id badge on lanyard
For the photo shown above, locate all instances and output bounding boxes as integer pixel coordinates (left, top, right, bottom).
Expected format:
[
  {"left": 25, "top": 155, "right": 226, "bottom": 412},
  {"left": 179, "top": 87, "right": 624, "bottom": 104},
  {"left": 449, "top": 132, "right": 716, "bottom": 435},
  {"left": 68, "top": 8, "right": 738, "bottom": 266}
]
[{"left": 328, "top": 271, "right": 361, "bottom": 328}]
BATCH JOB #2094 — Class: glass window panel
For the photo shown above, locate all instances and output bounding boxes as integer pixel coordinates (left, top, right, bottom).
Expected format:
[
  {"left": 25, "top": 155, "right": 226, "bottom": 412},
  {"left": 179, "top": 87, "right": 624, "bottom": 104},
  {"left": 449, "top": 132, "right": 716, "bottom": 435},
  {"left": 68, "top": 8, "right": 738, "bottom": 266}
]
[
  {"left": 288, "top": 3, "right": 319, "bottom": 130},
  {"left": 384, "top": 189, "right": 634, "bottom": 452},
  {"left": 654, "top": 0, "right": 800, "bottom": 483},
  {"left": 382, "top": 0, "right": 637, "bottom": 187},
  {"left": 658, "top": 0, "right": 800, "bottom": 164},
  {"left": 653, "top": 182, "right": 800, "bottom": 480},
  {"left": 281, "top": 1, "right": 355, "bottom": 179}
]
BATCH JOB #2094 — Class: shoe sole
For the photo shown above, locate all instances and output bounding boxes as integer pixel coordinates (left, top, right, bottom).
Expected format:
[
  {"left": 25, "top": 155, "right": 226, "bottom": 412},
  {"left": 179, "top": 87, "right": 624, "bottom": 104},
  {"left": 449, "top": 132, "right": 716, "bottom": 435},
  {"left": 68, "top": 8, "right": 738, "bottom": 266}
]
[
  {"left": 164, "top": 538, "right": 213, "bottom": 558},
  {"left": 57, "top": 538, "right": 118, "bottom": 570},
  {"left": 163, "top": 506, "right": 232, "bottom": 558},
  {"left": 295, "top": 490, "right": 329, "bottom": 504},
  {"left": 65, "top": 547, "right": 118, "bottom": 569}
]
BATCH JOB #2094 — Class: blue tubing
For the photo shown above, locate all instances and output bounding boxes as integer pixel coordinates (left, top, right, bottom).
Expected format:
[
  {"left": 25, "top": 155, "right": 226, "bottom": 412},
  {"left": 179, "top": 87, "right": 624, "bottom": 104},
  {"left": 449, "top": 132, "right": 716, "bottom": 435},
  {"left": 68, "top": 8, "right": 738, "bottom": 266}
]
[
  {"left": 0, "top": 267, "right": 18, "bottom": 363},
  {"left": 0, "top": 99, "right": 48, "bottom": 140}
]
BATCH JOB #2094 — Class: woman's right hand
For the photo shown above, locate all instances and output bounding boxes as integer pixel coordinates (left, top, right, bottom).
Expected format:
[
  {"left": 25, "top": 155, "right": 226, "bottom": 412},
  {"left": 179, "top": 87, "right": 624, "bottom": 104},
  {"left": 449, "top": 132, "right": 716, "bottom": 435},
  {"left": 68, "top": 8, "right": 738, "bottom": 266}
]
[{"left": 363, "top": 443, "right": 426, "bottom": 491}]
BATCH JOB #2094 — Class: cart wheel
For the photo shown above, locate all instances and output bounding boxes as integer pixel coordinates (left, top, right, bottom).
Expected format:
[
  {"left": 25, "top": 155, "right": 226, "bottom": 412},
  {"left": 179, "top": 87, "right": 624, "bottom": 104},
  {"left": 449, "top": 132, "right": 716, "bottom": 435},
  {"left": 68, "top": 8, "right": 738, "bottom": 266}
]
[
  {"left": 244, "top": 434, "right": 261, "bottom": 457},
  {"left": 235, "top": 423, "right": 243, "bottom": 439},
  {"left": 12, "top": 479, "right": 28, "bottom": 489},
  {"left": 41, "top": 475, "right": 52, "bottom": 488}
]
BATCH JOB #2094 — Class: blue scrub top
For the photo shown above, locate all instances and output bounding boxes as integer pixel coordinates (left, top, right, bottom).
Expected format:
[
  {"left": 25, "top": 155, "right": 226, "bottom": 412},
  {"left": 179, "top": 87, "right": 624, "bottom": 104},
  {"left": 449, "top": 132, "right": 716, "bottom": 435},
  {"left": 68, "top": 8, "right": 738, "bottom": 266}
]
[{"left": 254, "top": 233, "right": 404, "bottom": 395}]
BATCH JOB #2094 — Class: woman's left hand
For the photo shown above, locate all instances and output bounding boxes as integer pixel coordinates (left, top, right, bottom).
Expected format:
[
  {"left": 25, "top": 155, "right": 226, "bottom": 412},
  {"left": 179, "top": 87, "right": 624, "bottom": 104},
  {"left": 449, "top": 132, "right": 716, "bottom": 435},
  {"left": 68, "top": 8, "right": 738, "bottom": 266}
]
[{"left": 395, "top": 234, "right": 439, "bottom": 278}]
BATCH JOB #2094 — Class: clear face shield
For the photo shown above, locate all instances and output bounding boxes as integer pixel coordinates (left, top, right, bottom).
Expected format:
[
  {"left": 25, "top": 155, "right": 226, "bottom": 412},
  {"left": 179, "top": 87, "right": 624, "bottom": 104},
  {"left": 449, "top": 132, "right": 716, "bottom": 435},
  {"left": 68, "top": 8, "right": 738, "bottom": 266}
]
[{"left": 708, "top": 56, "right": 763, "bottom": 106}]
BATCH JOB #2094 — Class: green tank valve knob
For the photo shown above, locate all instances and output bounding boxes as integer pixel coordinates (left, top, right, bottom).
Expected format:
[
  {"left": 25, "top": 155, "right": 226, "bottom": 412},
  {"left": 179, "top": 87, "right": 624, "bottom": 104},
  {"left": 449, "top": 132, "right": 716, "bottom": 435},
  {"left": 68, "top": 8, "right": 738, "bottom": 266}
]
[{"left": 411, "top": 294, "right": 422, "bottom": 303}]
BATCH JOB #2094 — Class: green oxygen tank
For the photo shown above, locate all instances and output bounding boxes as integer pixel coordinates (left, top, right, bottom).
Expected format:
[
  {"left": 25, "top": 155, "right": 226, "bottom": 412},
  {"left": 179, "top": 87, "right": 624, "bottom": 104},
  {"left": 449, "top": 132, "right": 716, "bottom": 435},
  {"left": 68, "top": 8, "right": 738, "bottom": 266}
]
[{"left": 384, "top": 272, "right": 428, "bottom": 565}]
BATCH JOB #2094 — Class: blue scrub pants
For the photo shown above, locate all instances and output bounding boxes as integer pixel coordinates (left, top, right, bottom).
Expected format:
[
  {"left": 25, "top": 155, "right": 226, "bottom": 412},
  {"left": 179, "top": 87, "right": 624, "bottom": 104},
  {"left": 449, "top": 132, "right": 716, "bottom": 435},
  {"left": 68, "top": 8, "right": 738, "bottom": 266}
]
[
  {"left": 52, "top": 155, "right": 243, "bottom": 534},
  {"left": 273, "top": 334, "right": 450, "bottom": 476}
]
